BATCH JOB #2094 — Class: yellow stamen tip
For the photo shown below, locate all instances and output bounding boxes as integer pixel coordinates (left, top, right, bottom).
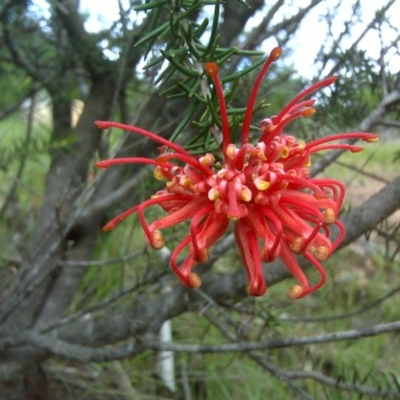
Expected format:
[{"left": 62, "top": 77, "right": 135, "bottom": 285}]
[
  {"left": 200, "top": 153, "right": 215, "bottom": 166},
  {"left": 153, "top": 166, "right": 164, "bottom": 180},
  {"left": 279, "top": 146, "right": 290, "bottom": 158},
  {"left": 287, "top": 285, "right": 304, "bottom": 300},
  {"left": 314, "top": 245, "right": 330, "bottom": 261},
  {"left": 187, "top": 273, "right": 202, "bottom": 288},
  {"left": 290, "top": 237, "right": 304, "bottom": 253},
  {"left": 241, "top": 188, "right": 252, "bottom": 202},
  {"left": 179, "top": 176, "right": 191, "bottom": 187},
  {"left": 323, "top": 208, "right": 336, "bottom": 224},
  {"left": 150, "top": 230, "right": 165, "bottom": 250},
  {"left": 208, "top": 188, "right": 220, "bottom": 201},
  {"left": 254, "top": 179, "right": 270, "bottom": 191},
  {"left": 226, "top": 144, "right": 237, "bottom": 160}
]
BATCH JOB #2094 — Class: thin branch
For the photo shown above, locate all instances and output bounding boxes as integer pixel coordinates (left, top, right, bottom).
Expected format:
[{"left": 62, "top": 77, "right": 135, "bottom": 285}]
[
  {"left": 53, "top": 0, "right": 107, "bottom": 77},
  {"left": 0, "top": 87, "right": 40, "bottom": 121},
  {"left": 311, "top": 86, "right": 400, "bottom": 176},
  {"left": 245, "top": 0, "right": 323, "bottom": 51},
  {"left": 1, "top": 19, "right": 38, "bottom": 79},
  {"left": 3, "top": 320, "right": 400, "bottom": 361},
  {"left": 379, "top": 33, "right": 389, "bottom": 96},
  {"left": 287, "top": 370, "right": 400, "bottom": 399},
  {"left": 321, "top": 0, "right": 398, "bottom": 78},
  {"left": 41, "top": 271, "right": 168, "bottom": 333},
  {"left": 378, "top": 119, "right": 400, "bottom": 129},
  {"left": 280, "top": 284, "right": 400, "bottom": 323},
  {"left": 202, "top": 307, "right": 315, "bottom": 400},
  {"left": 180, "top": 359, "right": 192, "bottom": 400},
  {"left": 333, "top": 159, "right": 391, "bottom": 184},
  {"left": 58, "top": 249, "right": 143, "bottom": 268}
]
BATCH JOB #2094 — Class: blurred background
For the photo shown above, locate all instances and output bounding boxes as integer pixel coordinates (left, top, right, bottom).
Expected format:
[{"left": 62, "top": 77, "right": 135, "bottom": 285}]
[{"left": 0, "top": 0, "right": 400, "bottom": 399}]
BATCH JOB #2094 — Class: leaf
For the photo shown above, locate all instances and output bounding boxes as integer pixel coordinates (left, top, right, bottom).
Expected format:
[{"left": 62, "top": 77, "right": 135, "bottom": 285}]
[
  {"left": 221, "top": 56, "right": 267, "bottom": 83},
  {"left": 169, "top": 102, "right": 200, "bottom": 143},
  {"left": 135, "top": 21, "right": 170, "bottom": 48},
  {"left": 160, "top": 49, "right": 199, "bottom": 78},
  {"left": 134, "top": 0, "right": 169, "bottom": 11},
  {"left": 390, "top": 373, "right": 400, "bottom": 392},
  {"left": 193, "top": 17, "right": 209, "bottom": 38},
  {"left": 203, "top": 0, "right": 221, "bottom": 57}
]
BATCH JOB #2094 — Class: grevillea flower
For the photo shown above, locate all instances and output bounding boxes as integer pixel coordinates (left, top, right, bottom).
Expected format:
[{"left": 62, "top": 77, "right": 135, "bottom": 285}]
[{"left": 95, "top": 47, "right": 378, "bottom": 299}]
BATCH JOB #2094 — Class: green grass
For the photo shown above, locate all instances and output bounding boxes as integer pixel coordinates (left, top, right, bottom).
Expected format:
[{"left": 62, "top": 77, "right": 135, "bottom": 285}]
[
  {"left": 320, "top": 138, "right": 400, "bottom": 183},
  {"left": 0, "top": 114, "right": 51, "bottom": 199}
]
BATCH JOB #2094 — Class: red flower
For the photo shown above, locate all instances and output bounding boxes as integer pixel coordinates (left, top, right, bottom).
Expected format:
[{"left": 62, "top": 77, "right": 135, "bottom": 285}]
[{"left": 95, "top": 47, "right": 378, "bottom": 299}]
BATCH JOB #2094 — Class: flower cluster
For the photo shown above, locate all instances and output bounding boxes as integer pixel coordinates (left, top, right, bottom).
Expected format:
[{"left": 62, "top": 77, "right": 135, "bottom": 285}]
[{"left": 95, "top": 47, "right": 378, "bottom": 299}]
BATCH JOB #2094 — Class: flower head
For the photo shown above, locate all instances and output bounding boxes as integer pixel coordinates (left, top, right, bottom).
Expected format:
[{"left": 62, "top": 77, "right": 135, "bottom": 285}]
[{"left": 95, "top": 47, "right": 378, "bottom": 299}]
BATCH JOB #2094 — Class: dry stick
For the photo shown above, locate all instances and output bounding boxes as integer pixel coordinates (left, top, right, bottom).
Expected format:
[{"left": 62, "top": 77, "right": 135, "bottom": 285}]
[
  {"left": 286, "top": 370, "right": 400, "bottom": 399},
  {"left": 2, "top": 320, "right": 400, "bottom": 361},
  {"left": 180, "top": 358, "right": 192, "bottom": 400},
  {"left": 58, "top": 249, "right": 143, "bottom": 268}
]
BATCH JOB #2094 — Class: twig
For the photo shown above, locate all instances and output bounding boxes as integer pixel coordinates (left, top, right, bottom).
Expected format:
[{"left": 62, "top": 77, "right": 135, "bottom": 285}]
[
  {"left": 202, "top": 308, "right": 315, "bottom": 400},
  {"left": 287, "top": 370, "right": 400, "bottom": 399},
  {"left": 58, "top": 249, "right": 143, "bottom": 267},
  {"left": 279, "top": 285, "right": 400, "bottom": 323},
  {"left": 311, "top": 88, "right": 400, "bottom": 176},
  {"left": 333, "top": 159, "right": 391, "bottom": 184},
  {"left": 180, "top": 358, "right": 192, "bottom": 400},
  {"left": 41, "top": 271, "right": 168, "bottom": 333},
  {"left": 3, "top": 320, "right": 400, "bottom": 362}
]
